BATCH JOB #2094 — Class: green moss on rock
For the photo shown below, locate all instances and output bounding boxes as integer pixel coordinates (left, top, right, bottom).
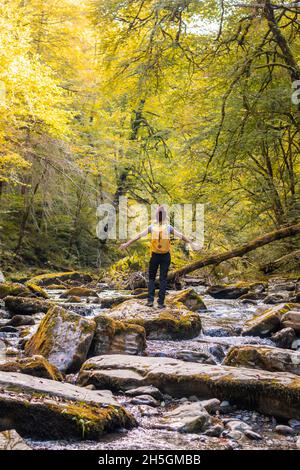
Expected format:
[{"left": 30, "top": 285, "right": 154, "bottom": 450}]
[
  {"left": 0, "top": 282, "right": 31, "bottom": 299},
  {"left": 24, "top": 305, "right": 96, "bottom": 373},
  {"left": 0, "top": 355, "right": 64, "bottom": 381}
]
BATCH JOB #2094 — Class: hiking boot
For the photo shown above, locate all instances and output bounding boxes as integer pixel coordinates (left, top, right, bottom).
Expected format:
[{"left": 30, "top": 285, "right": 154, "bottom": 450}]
[
  {"left": 146, "top": 301, "right": 154, "bottom": 307},
  {"left": 157, "top": 302, "right": 166, "bottom": 309}
]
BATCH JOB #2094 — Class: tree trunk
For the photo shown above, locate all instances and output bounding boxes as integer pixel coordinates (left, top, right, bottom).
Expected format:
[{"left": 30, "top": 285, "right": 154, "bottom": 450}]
[
  {"left": 166, "top": 223, "right": 300, "bottom": 282},
  {"left": 260, "top": 249, "right": 300, "bottom": 274}
]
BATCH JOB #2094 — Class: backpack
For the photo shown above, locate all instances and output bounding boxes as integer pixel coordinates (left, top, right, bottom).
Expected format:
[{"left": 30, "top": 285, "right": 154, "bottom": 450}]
[{"left": 150, "top": 223, "right": 170, "bottom": 254}]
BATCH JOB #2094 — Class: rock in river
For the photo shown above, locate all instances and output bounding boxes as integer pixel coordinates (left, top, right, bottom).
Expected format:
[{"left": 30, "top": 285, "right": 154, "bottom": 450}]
[
  {"left": 281, "top": 310, "right": 300, "bottom": 333},
  {"left": 77, "top": 354, "right": 300, "bottom": 419},
  {"left": 24, "top": 306, "right": 96, "bottom": 373},
  {"left": 223, "top": 345, "right": 300, "bottom": 376},
  {"left": 241, "top": 303, "right": 293, "bottom": 337},
  {"left": 4, "top": 296, "right": 53, "bottom": 316},
  {"left": 154, "top": 402, "right": 213, "bottom": 433},
  {"left": 0, "top": 355, "right": 63, "bottom": 381},
  {"left": 108, "top": 298, "right": 201, "bottom": 340},
  {"left": 0, "top": 371, "right": 135, "bottom": 439},
  {"left": 0, "top": 283, "right": 32, "bottom": 299},
  {"left": 89, "top": 315, "right": 146, "bottom": 356},
  {"left": 271, "top": 327, "right": 297, "bottom": 349},
  {"left": 0, "top": 429, "right": 31, "bottom": 450}
]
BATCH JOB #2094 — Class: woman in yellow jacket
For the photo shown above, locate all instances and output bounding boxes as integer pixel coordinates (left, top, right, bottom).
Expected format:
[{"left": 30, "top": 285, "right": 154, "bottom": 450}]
[{"left": 120, "top": 206, "right": 193, "bottom": 308}]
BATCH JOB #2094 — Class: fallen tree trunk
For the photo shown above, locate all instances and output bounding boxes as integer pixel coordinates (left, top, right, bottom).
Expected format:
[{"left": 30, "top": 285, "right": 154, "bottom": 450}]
[
  {"left": 167, "top": 223, "right": 300, "bottom": 282},
  {"left": 260, "top": 249, "right": 300, "bottom": 274}
]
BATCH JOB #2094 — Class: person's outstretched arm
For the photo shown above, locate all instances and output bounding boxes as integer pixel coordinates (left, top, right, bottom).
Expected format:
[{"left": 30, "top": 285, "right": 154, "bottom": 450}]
[
  {"left": 120, "top": 227, "right": 150, "bottom": 250},
  {"left": 172, "top": 227, "right": 193, "bottom": 244}
]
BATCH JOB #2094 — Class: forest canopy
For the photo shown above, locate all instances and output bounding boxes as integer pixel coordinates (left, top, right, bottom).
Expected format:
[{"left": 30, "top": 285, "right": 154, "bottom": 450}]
[{"left": 0, "top": 0, "right": 299, "bottom": 274}]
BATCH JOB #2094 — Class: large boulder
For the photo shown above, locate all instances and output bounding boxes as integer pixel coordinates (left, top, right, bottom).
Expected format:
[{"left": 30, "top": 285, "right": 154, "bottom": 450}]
[
  {"left": 26, "top": 271, "right": 93, "bottom": 287},
  {"left": 78, "top": 354, "right": 300, "bottom": 419},
  {"left": 4, "top": 296, "right": 53, "bottom": 316},
  {"left": 223, "top": 345, "right": 300, "bottom": 376},
  {"left": 108, "top": 299, "right": 201, "bottom": 340},
  {"left": 241, "top": 303, "right": 293, "bottom": 337},
  {"left": 281, "top": 310, "right": 300, "bottom": 333},
  {"left": 24, "top": 306, "right": 96, "bottom": 373},
  {"left": 0, "top": 371, "right": 135, "bottom": 439},
  {"left": 0, "top": 355, "right": 64, "bottom": 381},
  {"left": 206, "top": 282, "right": 266, "bottom": 300},
  {"left": 89, "top": 315, "right": 146, "bottom": 356},
  {"left": 0, "top": 430, "right": 31, "bottom": 450}
]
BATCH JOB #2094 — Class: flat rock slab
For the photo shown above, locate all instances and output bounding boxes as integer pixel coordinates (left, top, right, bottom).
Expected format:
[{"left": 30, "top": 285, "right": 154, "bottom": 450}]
[
  {"left": 224, "top": 345, "right": 300, "bottom": 376},
  {"left": 109, "top": 299, "right": 201, "bottom": 340},
  {"left": 0, "top": 371, "right": 135, "bottom": 439},
  {"left": 78, "top": 354, "right": 300, "bottom": 420}
]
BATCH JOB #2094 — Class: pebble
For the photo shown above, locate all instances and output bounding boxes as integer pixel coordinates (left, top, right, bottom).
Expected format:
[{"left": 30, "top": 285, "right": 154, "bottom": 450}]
[
  {"left": 244, "top": 429, "right": 263, "bottom": 440},
  {"left": 125, "top": 386, "right": 163, "bottom": 400},
  {"left": 84, "top": 384, "right": 96, "bottom": 390},
  {"left": 204, "top": 424, "right": 224, "bottom": 437},
  {"left": 5, "top": 347, "right": 20, "bottom": 356},
  {"left": 296, "top": 437, "right": 300, "bottom": 450},
  {"left": 130, "top": 394, "right": 160, "bottom": 407},
  {"left": 275, "top": 425, "right": 295, "bottom": 436},
  {"left": 223, "top": 430, "right": 244, "bottom": 441},
  {"left": 188, "top": 395, "right": 199, "bottom": 402},
  {"left": 288, "top": 419, "right": 300, "bottom": 430},
  {"left": 225, "top": 420, "right": 251, "bottom": 432}
]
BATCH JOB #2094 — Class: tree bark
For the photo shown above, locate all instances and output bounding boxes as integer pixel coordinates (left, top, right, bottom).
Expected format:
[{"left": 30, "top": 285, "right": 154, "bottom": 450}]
[
  {"left": 167, "top": 223, "right": 300, "bottom": 282},
  {"left": 260, "top": 249, "right": 300, "bottom": 274}
]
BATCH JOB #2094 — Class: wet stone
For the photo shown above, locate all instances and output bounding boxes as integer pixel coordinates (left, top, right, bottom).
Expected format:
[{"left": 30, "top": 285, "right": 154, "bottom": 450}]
[
  {"left": 125, "top": 386, "right": 163, "bottom": 400},
  {"left": 275, "top": 425, "right": 295, "bottom": 436},
  {"left": 130, "top": 394, "right": 160, "bottom": 407}
]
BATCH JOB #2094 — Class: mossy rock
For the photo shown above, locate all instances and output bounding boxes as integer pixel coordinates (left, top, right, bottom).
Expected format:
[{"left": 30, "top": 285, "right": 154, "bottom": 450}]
[
  {"left": 0, "top": 371, "right": 136, "bottom": 439},
  {"left": 4, "top": 296, "right": 54, "bottom": 316},
  {"left": 109, "top": 299, "right": 202, "bottom": 340},
  {"left": 24, "top": 305, "right": 96, "bottom": 373},
  {"left": 62, "top": 287, "right": 99, "bottom": 298},
  {"left": 223, "top": 345, "right": 300, "bottom": 376},
  {"left": 0, "top": 355, "right": 64, "bottom": 381},
  {"left": 25, "top": 283, "right": 49, "bottom": 299},
  {"left": 78, "top": 354, "right": 300, "bottom": 420},
  {"left": 242, "top": 303, "right": 293, "bottom": 337},
  {"left": 168, "top": 288, "right": 207, "bottom": 311},
  {"left": 26, "top": 271, "right": 93, "bottom": 287},
  {"left": 89, "top": 315, "right": 146, "bottom": 356},
  {"left": 0, "top": 282, "right": 31, "bottom": 299}
]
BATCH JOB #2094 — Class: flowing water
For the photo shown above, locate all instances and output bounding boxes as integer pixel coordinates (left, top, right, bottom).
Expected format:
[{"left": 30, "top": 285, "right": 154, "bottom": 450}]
[{"left": 1, "top": 282, "right": 299, "bottom": 450}]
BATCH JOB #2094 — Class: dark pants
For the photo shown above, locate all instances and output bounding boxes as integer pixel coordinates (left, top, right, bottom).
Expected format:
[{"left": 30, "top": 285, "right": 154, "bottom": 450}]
[{"left": 148, "top": 252, "right": 171, "bottom": 305}]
